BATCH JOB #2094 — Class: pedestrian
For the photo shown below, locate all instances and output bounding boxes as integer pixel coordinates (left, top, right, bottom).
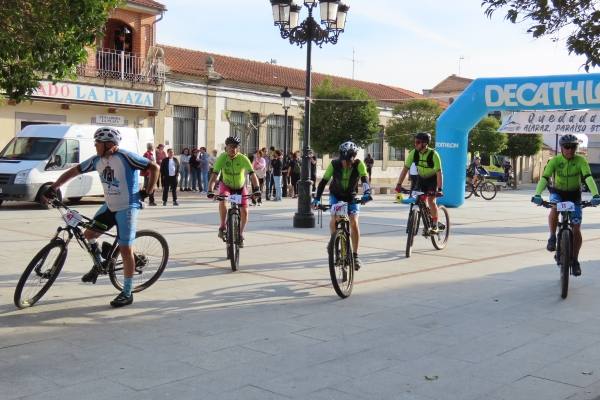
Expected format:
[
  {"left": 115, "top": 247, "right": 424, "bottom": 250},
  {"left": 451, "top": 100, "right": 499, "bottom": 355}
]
[
  {"left": 310, "top": 151, "right": 317, "bottom": 193},
  {"left": 262, "top": 147, "right": 272, "bottom": 200},
  {"left": 198, "top": 147, "right": 210, "bottom": 194},
  {"left": 282, "top": 151, "right": 292, "bottom": 197},
  {"left": 160, "top": 148, "right": 179, "bottom": 206},
  {"left": 287, "top": 151, "right": 301, "bottom": 198},
  {"left": 253, "top": 149, "right": 267, "bottom": 193},
  {"left": 189, "top": 148, "right": 201, "bottom": 191},
  {"left": 271, "top": 150, "right": 283, "bottom": 201},
  {"left": 268, "top": 146, "right": 276, "bottom": 199},
  {"left": 141, "top": 143, "right": 157, "bottom": 206},
  {"left": 155, "top": 144, "right": 167, "bottom": 188},
  {"left": 365, "top": 153, "right": 374, "bottom": 183},
  {"left": 179, "top": 148, "right": 191, "bottom": 191}
]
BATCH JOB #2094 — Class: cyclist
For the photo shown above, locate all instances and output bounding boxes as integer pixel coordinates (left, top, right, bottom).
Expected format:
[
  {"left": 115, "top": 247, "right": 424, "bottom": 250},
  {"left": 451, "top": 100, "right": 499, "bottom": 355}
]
[
  {"left": 466, "top": 156, "right": 488, "bottom": 196},
  {"left": 311, "top": 141, "right": 372, "bottom": 270},
  {"left": 395, "top": 132, "right": 443, "bottom": 232},
  {"left": 207, "top": 136, "right": 261, "bottom": 248},
  {"left": 532, "top": 133, "right": 600, "bottom": 276},
  {"left": 42, "top": 127, "right": 159, "bottom": 307}
]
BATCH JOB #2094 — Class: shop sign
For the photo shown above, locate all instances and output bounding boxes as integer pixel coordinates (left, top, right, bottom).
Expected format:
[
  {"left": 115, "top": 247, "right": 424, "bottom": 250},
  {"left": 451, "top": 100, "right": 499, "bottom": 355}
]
[
  {"left": 500, "top": 110, "right": 600, "bottom": 134},
  {"left": 34, "top": 81, "right": 154, "bottom": 108},
  {"left": 95, "top": 115, "right": 126, "bottom": 126}
]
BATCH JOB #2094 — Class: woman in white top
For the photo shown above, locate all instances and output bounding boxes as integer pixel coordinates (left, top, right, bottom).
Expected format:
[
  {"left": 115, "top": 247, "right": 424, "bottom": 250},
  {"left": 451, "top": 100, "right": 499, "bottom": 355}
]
[
  {"left": 252, "top": 149, "right": 267, "bottom": 193},
  {"left": 179, "top": 148, "right": 191, "bottom": 191}
]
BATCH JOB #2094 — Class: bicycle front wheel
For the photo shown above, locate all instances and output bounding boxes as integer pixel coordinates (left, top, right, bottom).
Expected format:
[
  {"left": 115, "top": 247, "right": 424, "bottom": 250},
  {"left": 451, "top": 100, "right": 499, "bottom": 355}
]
[
  {"left": 227, "top": 211, "right": 240, "bottom": 272},
  {"left": 109, "top": 230, "right": 169, "bottom": 293},
  {"left": 405, "top": 209, "right": 417, "bottom": 258},
  {"left": 328, "top": 230, "right": 354, "bottom": 298},
  {"left": 480, "top": 181, "right": 497, "bottom": 200},
  {"left": 465, "top": 183, "right": 474, "bottom": 199},
  {"left": 14, "top": 239, "right": 68, "bottom": 308},
  {"left": 431, "top": 206, "right": 450, "bottom": 250},
  {"left": 559, "top": 230, "right": 572, "bottom": 299}
]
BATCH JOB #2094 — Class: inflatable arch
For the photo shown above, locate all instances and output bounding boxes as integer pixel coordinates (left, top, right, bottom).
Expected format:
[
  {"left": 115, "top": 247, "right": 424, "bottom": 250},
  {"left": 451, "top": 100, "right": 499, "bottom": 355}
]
[{"left": 436, "top": 73, "right": 600, "bottom": 207}]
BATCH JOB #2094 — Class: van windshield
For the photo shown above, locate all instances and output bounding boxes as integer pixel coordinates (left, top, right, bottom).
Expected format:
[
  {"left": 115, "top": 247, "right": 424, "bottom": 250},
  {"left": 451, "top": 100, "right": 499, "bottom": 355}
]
[{"left": 0, "top": 137, "right": 60, "bottom": 160}]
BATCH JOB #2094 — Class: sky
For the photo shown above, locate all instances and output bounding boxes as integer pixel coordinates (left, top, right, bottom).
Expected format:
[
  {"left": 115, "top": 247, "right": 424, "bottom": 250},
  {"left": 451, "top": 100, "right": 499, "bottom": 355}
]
[{"left": 156, "top": 0, "right": 595, "bottom": 94}]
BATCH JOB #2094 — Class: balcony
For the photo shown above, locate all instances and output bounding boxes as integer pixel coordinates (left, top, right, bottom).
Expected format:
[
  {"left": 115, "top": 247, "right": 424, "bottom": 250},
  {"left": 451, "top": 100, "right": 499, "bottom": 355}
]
[{"left": 77, "top": 48, "right": 165, "bottom": 85}]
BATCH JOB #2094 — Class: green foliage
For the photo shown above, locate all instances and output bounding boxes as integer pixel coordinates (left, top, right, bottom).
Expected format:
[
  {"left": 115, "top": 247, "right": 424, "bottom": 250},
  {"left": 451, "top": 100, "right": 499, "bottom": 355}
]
[
  {"left": 385, "top": 99, "right": 443, "bottom": 149},
  {"left": 482, "top": 0, "right": 600, "bottom": 71},
  {"left": 0, "top": 0, "right": 121, "bottom": 102},
  {"left": 503, "top": 133, "right": 543, "bottom": 157},
  {"left": 310, "top": 79, "right": 380, "bottom": 155},
  {"left": 468, "top": 116, "right": 507, "bottom": 155}
]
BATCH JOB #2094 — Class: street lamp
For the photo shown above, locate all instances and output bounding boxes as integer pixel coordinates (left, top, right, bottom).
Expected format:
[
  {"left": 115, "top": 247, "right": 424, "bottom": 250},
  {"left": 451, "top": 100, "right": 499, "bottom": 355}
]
[
  {"left": 280, "top": 86, "right": 292, "bottom": 156},
  {"left": 270, "top": 0, "right": 349, "bottom": 228}
]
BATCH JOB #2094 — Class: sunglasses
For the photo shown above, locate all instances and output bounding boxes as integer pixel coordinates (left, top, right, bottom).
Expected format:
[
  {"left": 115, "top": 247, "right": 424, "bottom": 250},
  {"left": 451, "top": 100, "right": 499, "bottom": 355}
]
[
  {"left": 562, "top": 144, "right": 577, "bottom": 150},
  {"left": 415, "top": 140, "right": 427, "bottom": 145}
]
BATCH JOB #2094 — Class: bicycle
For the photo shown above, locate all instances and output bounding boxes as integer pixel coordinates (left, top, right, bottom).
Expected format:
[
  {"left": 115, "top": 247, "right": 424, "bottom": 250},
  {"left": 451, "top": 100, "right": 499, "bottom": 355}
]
[
  {"left": 317, "top": 197, "right": 370, "bottom": 299},
  {"left": 401, "top": 189, "right": 450, "bottom": 258},
  {"left": 214, "top": 193, "right": 256, "bottom": 272},
  {"left": 14, "top": 199, "right": 169, "bottom": 309},
  {"left": 465, "top": 175, "right": 497, "bottom": 200},
  {"left": 539, "top": 199, "right": 593, "bottom": 299}
]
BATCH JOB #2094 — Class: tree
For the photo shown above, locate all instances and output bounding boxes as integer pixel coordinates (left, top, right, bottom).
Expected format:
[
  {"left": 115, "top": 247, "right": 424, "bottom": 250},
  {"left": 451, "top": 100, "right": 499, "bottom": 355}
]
[
  {"left": 309, "top": 79, "right": 380, "bottom": 155},
  {"left": 468, "top": 116, "right": 508, "bottom": 155},
  {"left": 385, "top": 99, "right": 443, "bottom": 149},
  {"left": 482, "top": 0, "right": 600, "bottom": 71},
  {"left": 502, "top": 133, "right": 543, "bottom": 189},
  {"left": 0, "top": 0, "right": 121, "bottom": 102}
]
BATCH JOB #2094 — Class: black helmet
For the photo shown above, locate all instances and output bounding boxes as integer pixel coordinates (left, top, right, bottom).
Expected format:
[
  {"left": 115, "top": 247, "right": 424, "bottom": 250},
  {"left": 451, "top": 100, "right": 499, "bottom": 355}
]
[
  {"left": 225, "top": 136, "right": 241, "bottom": 146},
  {"left": 415, "top": 132, "right": 431, "bottom": 143},
  {"left": 559, "top": 134, "right": 579, "bottom": 146}
]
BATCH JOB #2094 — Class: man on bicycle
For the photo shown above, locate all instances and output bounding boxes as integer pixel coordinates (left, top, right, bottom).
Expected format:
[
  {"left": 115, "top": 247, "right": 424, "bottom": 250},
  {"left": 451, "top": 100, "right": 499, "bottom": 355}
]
[
  {"left": 466, "top": 156, "right": 488, "bottom": 196},
  {"left": 395, "top": 132, "right": 443, "bottom": 232},
  {"left": 42, "top": 127, "right": 159, "bottom": 307},
  {"left": 532, "top": 133, "right": 600, "bottom": 276},
  {"left": 311, "top": 141, "right": 372, "bottom": 270},
  {"left": 207, "top": 136, "right": 261, "bottom": 247}
]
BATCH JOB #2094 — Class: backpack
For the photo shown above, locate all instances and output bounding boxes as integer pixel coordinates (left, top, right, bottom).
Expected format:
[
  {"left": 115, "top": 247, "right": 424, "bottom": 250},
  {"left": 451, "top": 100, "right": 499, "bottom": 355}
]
[
  {"left": 293, "top": 160, "right": 301, "bottom": 175},
  {"left": 413, "top": 149, "right": 434, "bottom": 168}
]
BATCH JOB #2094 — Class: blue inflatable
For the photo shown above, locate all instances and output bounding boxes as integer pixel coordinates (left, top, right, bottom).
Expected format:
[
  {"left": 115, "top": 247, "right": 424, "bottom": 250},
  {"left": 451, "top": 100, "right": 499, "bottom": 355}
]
[{"left": 436, "top": 73, "right": 600, "bottom": 207}]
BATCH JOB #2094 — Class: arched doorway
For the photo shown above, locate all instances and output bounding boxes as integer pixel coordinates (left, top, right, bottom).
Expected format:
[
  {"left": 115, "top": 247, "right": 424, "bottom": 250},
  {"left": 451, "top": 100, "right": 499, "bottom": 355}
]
[
  {"left": 436, "top": 73, "right": 600, "bottom": 207},
  {"left": 102, "top": 19, "right": 134, "bottom": 53}
]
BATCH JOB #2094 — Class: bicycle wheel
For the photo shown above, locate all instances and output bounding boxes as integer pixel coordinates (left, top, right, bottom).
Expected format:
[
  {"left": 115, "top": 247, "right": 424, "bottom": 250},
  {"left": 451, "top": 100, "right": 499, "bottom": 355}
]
[
  {"left": 405, "top": 209, "right": 417, "bottom": 258},
  {"left": 559, "top": 230, "right": 571, "bottom": 299},
  {"left": 431, "top": 206, "right": 450, "bottom": 250},
  {"left": 465, "top": 183, "right": 474, "bottom": 199},
  {"left": 480, "top": 181, "right": 497, "bottom": 200},
  {"left": 328, "top": 229, "right": 353, "bottom": 298},
  {"left": 14, "top": 239, "right": 68, "bottom": 308},
  {"left": 109, "top": 230, "right": 169, "bottom": 293},
  {"left": 227, "top": 211, "right": 240, "bottom": 272}
]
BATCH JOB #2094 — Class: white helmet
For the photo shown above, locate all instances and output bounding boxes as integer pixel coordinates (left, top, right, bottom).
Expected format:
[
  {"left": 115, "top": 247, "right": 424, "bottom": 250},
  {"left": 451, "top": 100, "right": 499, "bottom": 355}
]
[
  {"left": 94, "top": 127, "right": 121, "bottom": 145},
  {"left": 339, "top": 141, "right": 358, "bottom": 160}
]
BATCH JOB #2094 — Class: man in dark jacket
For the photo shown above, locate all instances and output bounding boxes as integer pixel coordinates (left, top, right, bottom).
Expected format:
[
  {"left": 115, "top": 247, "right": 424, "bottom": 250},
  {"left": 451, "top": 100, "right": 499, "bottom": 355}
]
[{"left": 160, "top": 148, "right": 180, "bottom": 206}]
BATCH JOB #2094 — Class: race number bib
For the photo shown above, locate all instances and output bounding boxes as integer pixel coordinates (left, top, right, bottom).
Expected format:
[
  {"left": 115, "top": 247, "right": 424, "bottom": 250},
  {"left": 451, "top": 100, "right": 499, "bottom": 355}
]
[
  {"left": 331, "top": 202, "right": 348, "bottom": 216},
  {"left": 229, "top": 194, "right": 243, "bottom": 205},
  {"left": 63, "top": 210, "right": 83, "bottom": 227},
  {"left": 556, "top": 201, "right": 575, "bottom": 212}
]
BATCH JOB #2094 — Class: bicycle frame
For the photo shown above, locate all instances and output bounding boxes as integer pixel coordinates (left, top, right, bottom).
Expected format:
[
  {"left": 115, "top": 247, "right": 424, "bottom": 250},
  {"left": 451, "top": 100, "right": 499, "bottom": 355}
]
[{"left": 405, "top": 191, "right": 435, "bottom": 236}]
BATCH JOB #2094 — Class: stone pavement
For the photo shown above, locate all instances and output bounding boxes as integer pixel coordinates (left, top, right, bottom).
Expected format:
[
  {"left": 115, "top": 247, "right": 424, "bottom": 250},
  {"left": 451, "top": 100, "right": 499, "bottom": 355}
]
[{"left": 2, "top": 188, "right": 600, "bottom": 400}]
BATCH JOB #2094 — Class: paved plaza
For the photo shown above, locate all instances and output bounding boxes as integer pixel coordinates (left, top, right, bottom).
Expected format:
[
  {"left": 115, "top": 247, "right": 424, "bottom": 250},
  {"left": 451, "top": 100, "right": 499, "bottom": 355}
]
[{"left": 2, "top": 188, "right": 600, "bottom": 400}]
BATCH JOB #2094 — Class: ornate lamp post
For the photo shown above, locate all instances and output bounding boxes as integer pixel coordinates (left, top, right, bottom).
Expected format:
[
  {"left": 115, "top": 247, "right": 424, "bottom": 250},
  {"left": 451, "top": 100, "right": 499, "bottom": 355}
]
[
  {"left": 280, "top": 86, "right": 292, "bottom": 155},
  {"left": 270, "top": 0, "right": 349, "bottom": 228}
]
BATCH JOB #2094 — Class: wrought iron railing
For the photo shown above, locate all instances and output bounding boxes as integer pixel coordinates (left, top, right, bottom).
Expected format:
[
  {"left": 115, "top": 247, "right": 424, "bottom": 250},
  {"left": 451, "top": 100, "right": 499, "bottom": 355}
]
[{"left": 77, "top": 48, "right": 165, "bottom": 84}]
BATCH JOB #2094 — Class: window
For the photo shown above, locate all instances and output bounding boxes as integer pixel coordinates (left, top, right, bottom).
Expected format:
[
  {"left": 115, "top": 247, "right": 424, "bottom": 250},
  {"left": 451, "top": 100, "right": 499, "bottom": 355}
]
[
  {"left": 49, "top": 140, "right": 79, "bottom": 169},
  {"left": 388, "top": 145, "right": 405, "bottom": 161},
  {"left": 173, "top": 106, "right": 198, "bottom": 154},
  {"left": 229, "top": 111, "right": 259, "bottom": 155},
  {"left": 0, "top": 137, "right": 60, "bottom": 161},
  {"left": 267, "top": 115, "right": 293, "bottom": 153},
  {"left": 367, "top": 138, "right": 383, "bottom": 161}
]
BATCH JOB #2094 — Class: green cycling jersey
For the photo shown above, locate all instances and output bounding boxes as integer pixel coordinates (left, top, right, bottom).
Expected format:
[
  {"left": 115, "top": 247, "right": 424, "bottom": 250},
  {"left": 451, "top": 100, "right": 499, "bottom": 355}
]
[
  {"left": 405, "top": 148, "right": 442, "bottom": 178},
  {"left": 322, "top": 159, "right": 368, "bottom": 191},
  {"left": 212, "top": 152, "right": 254, "bottom": 189},
  {"left": 535, "top": 154, "right": 599, "bottom": 196}
]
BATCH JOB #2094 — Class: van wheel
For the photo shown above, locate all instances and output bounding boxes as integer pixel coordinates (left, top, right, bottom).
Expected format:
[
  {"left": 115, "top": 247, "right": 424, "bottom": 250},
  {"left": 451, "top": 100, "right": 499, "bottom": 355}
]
[
  {"left": 38, "top": 185, "right": 61, "bottom": 209},
  {"left": 69, "top": 197, "right": 82, "bottom": 204}
]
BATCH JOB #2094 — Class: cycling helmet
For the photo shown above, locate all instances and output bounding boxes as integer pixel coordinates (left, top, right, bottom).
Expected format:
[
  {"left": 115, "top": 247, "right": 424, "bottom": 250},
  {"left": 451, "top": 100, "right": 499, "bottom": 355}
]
[
  {"left": 225, "top": 136, "right": 241, "bottom": 146},
  {"left": 415, "top": 132, "right": 431, "bottom": 143},
  {"left": 339, "top": 141, "right": 358, "bottom": 160},
  {"left": 94, "top": 127, "right": 121, "bottom": 145},
  {"left": 559, "top": 134, "right": 579, "bottom": 146}
]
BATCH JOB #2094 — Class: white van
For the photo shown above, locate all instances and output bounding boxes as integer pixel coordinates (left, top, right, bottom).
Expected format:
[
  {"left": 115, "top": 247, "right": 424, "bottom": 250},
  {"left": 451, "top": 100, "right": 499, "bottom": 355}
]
[{"left": 0, "top": 124, "right": 154, "bottom": 207}]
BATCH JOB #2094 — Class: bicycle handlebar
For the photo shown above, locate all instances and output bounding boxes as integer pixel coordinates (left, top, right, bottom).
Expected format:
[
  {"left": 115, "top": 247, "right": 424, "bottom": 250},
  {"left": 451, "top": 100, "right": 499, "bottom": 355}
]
[
  {"left": 539, "top": 200, "right": 593, "bottom": 209},
  {"left": 49, "top": 198, "right": 108, "bottom": 230},
  {"left": 316, "top": 197, "right": 370, "bottom": 211}
]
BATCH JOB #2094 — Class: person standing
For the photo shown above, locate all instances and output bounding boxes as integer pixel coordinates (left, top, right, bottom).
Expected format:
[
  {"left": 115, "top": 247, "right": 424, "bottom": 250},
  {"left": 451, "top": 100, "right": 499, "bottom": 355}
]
[
  {"left": 179, "top": 148, "right": 191, "bottom": 191},
  {"left": 271, "top": 150, "right": 283, "bottom": 201},
  {"left": 189, "top": 148, "right": 201, "bottom": 191},
  {"left": 253, "top": 149, "right": 267, "bottom": 193},
  {"left": 310, "top": 151, "right": 318, "bottom": 193},
  {"left": 287, "top": 151, "right": 301, "bottom": 198},
  {"left": 364, "top": 153, "right": 374, "bottom": 183},
  {"left": 155, "top": 144, "right": 167, "bottom": 189},
  {"left": 160, "top": 148, "right": 180, "bottom": 206},
  {"left": 262, "top": 147, "right": 272, "bottom": 200},
  {"left": 198, "top": 147, "right": 210, "bottom": 194},
  {"left": 141, "top": 143, "right": 157, "bottom": 206}
]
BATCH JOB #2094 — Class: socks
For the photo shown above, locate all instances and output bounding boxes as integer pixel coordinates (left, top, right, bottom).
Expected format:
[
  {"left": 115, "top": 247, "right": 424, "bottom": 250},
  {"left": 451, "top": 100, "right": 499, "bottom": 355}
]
[{"left": 123, "top": 277, "right": 133, "bottom": 297}]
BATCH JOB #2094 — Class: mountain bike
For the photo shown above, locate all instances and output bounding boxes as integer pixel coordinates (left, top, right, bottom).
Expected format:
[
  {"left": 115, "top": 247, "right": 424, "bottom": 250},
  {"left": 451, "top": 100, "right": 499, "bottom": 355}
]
[
  {"left": 465, "top": 175, "right": 497, "bottom": 200},
  {"left": 317, "top": 197, "right": 370, "bottom": 299},
  {"left": 539, "top": 199, "right": 593, "bottom": 299},
  {"left": 215, "top": 194, "right": 256, "bottom": 272},
  {"left": 14, "top": 199, "right": 169, "bottom": 309},
  {"left": 401, "top": 189, "right": 450, "bottom": 258}
]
